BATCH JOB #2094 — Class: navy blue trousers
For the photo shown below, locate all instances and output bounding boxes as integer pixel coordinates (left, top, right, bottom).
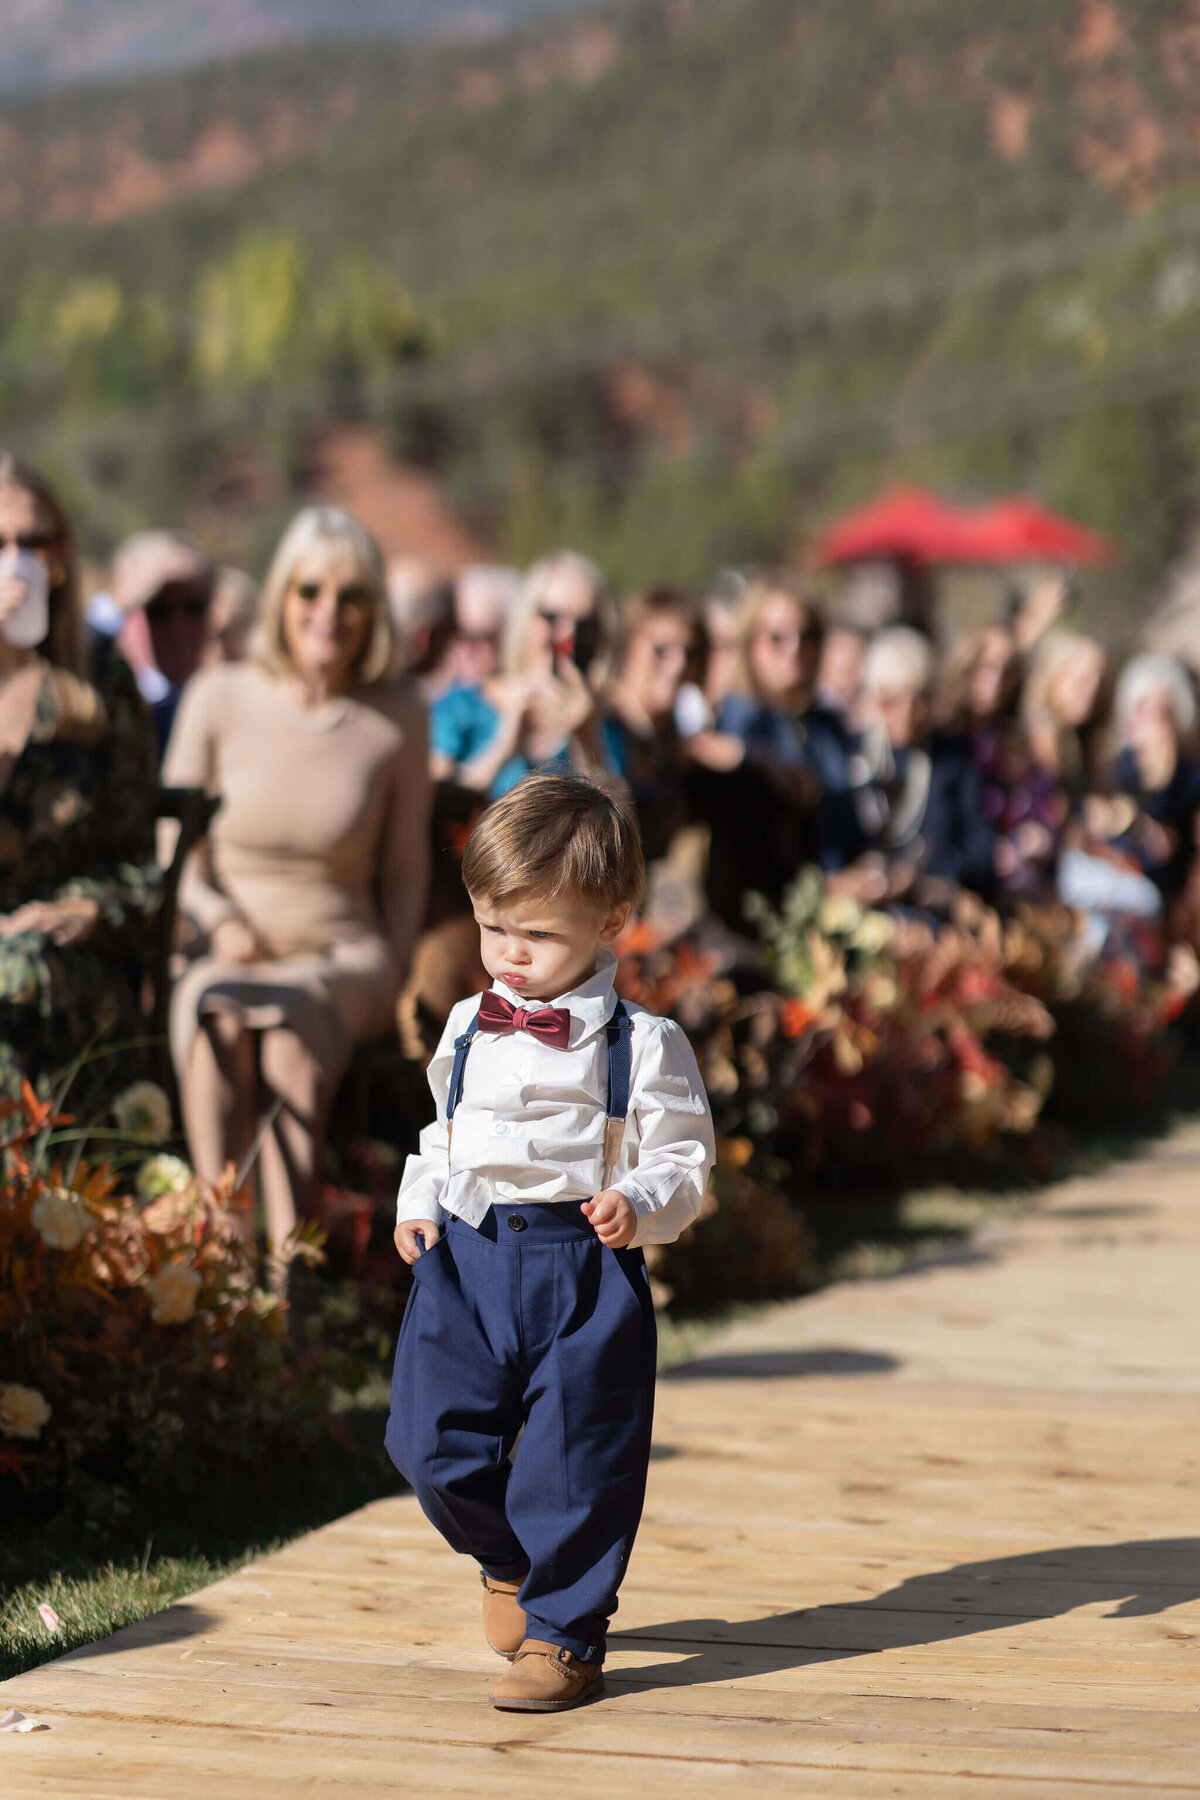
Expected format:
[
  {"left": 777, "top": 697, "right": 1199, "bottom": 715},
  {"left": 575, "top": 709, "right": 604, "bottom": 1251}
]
[{"left": 385, "top": 1203, "right": 657, "bottom": 1663}]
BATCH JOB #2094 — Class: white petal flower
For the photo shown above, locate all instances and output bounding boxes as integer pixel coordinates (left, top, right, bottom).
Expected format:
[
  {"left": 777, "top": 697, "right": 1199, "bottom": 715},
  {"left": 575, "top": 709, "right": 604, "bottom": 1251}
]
[
  {"left": 818, "top": 894, "right": 863, "bottom": 937},
  {"left": 851, "top": 909, "right": 897, "bottom": 954},
  {"left": 29, "top": 1186, "right": 87, "bottom": 1251},
  {"left": 145, "top": 1266, "right": 202, "bottom": 1326},
  {"left": 136, "top": 1154, "right": 193, "bottom": 1203},
  {"left": 0, "top": 1383, "right": 51, "bottom": 1440},
  {"left": 113, "top": 1081, "right": 172, "bottom": 1144}
]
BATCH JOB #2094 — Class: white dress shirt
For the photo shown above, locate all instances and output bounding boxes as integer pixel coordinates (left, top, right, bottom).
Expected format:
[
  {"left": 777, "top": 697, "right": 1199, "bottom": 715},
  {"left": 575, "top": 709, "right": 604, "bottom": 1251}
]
[{"left": 395, "top": 949, "right": 715, "bottom": 1248}]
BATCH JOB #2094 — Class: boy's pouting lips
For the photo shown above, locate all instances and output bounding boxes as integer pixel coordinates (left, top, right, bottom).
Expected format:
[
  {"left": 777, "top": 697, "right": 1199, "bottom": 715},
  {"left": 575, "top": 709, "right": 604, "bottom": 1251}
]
[{"left": 471, "top": 890, "right": 630, "bottom": 1003}]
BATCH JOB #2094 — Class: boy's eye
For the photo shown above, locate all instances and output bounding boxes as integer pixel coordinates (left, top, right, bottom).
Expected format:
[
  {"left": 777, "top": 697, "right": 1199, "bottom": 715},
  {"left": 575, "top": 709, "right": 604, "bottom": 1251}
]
[{"left": 529, "top": 931, "right": 551, "bottom": 940}]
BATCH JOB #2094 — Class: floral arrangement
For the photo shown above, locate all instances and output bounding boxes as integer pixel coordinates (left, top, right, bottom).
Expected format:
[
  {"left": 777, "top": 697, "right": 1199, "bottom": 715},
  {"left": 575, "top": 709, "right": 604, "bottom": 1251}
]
[
  {"left": 620, "top": 871, "right": 1055, "bottom": 1186},
  {"left": 0, "top": 1081, "right": 336, "bottom": 1512},
  {"left": 617, "top": 868, "right": 1197, "bottom": 1305}
]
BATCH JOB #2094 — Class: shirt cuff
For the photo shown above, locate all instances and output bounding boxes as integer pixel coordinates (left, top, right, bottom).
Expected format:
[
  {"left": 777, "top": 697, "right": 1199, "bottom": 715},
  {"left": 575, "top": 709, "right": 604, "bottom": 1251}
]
[
  {"left": 612, "top": 1163, "right": 691, "bottom": 1219},
  {"left": 395, "top": 1187, "right": 447, "bottom": 1230}
]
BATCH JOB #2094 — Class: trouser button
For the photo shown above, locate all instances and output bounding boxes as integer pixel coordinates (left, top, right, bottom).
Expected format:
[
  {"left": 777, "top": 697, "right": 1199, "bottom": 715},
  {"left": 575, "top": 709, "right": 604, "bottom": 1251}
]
[{"left": 507, "top": 1213, "right": 527, "bottom": 1232}]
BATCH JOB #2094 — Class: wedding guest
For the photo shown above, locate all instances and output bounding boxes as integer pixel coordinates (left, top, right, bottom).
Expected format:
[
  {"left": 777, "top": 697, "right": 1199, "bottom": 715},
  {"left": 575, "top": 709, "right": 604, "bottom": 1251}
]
[
  {"left": 447, "top": 565, "right": 522, "bottom": 691},
  {"left": 689, "top": 576, "right": 858, "bottom": 924},
  {"left": 164, "top": 506, "right": 430, "bottom": 1268},
  {"left": 430, "top": 550, "right": 611, "bottom": 798},
  {"left": 387, "top": 556, "right": 457, "bottom": 694},
  {"left": 107, "top": 531, "right": 216, "bottom": 756},
  {"left": 843, "top": 626, "right": 994, "bottom": 906},
  {"left": 998, "top": 629, "right": 1109, "bottom": 898},
  {"left": 817, "top": 622, "right": 869, "bottom": 722},
  {"left": 1104, "top": 654, "right": 1200, "bottom": 900},
  {"left": 602, "top": 586, "right": 696, "bottom": 860},
  {"left": 200, "top": 565, "right": 259, "bottom": 667},
  {"left": 0, "top": 453, "right": 158, "bottom": 1098},
  {"left": 938, "top": 624, "right": 1042, "bottom": 896},
  {"left": 673, "top": 579, "right": 742, "bottom": 739}
]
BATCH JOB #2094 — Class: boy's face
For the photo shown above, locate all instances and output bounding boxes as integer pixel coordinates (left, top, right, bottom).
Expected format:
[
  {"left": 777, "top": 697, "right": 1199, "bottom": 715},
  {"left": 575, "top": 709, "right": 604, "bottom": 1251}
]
[{"left": 471, "top": 890, "right": 630, "bottom": 1001}]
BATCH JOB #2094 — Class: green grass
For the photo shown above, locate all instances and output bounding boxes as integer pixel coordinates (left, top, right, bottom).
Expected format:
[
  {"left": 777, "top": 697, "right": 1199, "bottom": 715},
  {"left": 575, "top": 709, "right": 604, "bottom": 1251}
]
[{"left": 0, "top": 1389, "right": 397, "bottom": 1683}]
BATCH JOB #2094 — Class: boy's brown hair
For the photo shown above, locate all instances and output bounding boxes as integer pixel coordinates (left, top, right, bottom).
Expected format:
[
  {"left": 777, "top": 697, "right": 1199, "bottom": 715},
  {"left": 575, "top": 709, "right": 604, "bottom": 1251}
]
[{"left": 461, "top": 772, "right": 646, "bottom": 913}]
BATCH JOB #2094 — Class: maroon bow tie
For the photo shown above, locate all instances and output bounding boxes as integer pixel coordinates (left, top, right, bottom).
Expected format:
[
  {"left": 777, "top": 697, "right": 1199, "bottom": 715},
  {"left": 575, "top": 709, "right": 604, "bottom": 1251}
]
[{"left": 478, "top": 990, "right": 572, "bottom": 1049}]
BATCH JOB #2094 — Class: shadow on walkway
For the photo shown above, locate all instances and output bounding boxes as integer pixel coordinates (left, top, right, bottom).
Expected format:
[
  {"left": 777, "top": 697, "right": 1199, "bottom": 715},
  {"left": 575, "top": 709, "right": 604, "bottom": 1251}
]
[
  {"left": 52, "top": 1601, "right": 222, "bottom": 1664},
  {"left": 666, "top": 1348, "right": 899, "bottom": 1381},
  {"left": 610, "top": 1538, "right": 1200, "bottom": 1688}
]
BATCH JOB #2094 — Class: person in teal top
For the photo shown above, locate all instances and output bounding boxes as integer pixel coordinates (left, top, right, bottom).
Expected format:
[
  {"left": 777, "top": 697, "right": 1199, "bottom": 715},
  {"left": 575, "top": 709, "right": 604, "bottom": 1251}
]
[
  {"left": 431, "top": 682, "right": 571, "bottom": 798},
  {"left": 428, "top": 551, "right": 613, "bottom": 800}
]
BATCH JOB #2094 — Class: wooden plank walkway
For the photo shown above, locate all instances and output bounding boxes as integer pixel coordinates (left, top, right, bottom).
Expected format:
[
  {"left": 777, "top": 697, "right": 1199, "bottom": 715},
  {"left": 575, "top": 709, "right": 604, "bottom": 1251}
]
[{"left": 6, "top": 1127, "right": 1200, "bottom": 1796}]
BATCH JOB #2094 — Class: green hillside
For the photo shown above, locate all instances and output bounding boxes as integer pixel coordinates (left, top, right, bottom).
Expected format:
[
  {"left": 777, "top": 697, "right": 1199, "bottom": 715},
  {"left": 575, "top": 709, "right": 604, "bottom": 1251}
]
[{"left": 6, "top": 0, "right": 1200, "bottom": 612}]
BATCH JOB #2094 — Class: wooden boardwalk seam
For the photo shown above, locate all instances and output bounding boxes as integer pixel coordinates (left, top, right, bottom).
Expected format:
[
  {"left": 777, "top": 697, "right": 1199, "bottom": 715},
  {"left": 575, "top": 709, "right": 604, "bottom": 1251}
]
[{"left": 6, "top": 1129, "right": 1200, "bottom": 1796}]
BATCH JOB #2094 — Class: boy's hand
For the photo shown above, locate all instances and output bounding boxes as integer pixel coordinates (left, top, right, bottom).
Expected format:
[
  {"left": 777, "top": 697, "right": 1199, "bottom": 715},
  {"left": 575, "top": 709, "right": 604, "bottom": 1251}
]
[
  {"left": 394, "top": 1219, "right": 441, "bottom": 1265},
  {"left": 581, "top": 1189, "right": 637, "bottom": 1248}
]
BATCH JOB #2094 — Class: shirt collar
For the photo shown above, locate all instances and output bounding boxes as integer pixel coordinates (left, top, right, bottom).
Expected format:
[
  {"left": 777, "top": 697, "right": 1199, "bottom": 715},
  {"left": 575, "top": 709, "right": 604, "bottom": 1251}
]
[{"left": 492, "top": 948, "right": 618, "bottom": 1048}]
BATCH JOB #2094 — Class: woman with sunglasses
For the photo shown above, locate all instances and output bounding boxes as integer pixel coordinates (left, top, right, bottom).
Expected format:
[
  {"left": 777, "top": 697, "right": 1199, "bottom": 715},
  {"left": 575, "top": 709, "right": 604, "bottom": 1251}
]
[
  {"left": 429, "top": 550, "right": 612, "bottom": 799},
  {"left": 602, "top": 585, "right": 697, "bottom": 862},
  {"left": 0, "top": 452, "right": 158, "bottom": 1101},
  {"left": 688, "top": 574, "right": 860, "bottom": 925},
  {"left": 164, "top": 506, "right": 430, "bottom": 1276}
]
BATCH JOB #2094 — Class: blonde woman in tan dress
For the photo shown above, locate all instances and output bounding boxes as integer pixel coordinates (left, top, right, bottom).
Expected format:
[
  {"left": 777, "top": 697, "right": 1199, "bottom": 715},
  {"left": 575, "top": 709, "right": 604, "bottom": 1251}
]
[{"left": 164, "top": 506, "right": 430, "bottom": 1264}]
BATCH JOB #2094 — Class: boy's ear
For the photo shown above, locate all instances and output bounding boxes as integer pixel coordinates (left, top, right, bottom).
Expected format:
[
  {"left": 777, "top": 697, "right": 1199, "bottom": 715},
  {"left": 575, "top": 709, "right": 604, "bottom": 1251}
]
[{"left": 597, "top": 901, "right": 632, "bottom": 944}]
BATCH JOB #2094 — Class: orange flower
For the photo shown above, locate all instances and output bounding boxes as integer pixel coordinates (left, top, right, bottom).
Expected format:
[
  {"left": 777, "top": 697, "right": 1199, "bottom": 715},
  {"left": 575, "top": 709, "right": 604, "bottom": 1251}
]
[
  {"left": 617, "top": 920, "right": 660, "bottom": 956},
  {"left": 780, "top": 998, "right": 815, "bottom": 1038}
]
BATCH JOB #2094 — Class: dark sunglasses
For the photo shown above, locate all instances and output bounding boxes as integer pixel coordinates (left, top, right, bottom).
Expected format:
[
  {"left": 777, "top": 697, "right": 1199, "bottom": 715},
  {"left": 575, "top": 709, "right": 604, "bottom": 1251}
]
[
  {"left": 295, "top": 579, "right": 373, "bottom": 609},
  {"left": 456, "top": 629, "right": 499, "bottom": 647},
  {"left": 145, "top": 578, "right": 212, "bottom": 624},
  {"left": 0, "top": 530, "right": 56, "bottom": 554},
  {"left": 759, "top": 626, "right": 821, "bottom": 650}
]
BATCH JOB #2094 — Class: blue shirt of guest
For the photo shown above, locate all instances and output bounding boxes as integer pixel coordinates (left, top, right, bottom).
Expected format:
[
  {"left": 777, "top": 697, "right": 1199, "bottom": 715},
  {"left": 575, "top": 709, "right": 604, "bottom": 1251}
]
[
  {"left": 715, "top": 692, "right": 861, "bottom": 870},
  {"left": 431, "top": 683, "right": 570, "bottom": 799}
]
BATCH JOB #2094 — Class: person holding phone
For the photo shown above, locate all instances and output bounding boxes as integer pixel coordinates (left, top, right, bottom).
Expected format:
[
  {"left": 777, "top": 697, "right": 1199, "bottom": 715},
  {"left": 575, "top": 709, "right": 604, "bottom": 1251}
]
[{"left": 429, "top": 550, "right": 613, "bottom": 798}]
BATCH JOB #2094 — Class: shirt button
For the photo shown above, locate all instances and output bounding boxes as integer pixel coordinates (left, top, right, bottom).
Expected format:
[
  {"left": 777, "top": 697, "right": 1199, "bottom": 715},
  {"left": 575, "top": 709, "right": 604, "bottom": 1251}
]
[
  {"left": 493, "top": 1121, "right": 509, "bottom": 1135},
  {"left": 507, "top": 1213, "right": 527, "bottom": 1232}
]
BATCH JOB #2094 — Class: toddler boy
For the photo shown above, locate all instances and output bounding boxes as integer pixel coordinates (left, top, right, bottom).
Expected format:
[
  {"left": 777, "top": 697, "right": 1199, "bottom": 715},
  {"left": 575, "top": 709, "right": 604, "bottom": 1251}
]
[{"left": 386, "top": 771, "right": 714, "bottom": 1711}]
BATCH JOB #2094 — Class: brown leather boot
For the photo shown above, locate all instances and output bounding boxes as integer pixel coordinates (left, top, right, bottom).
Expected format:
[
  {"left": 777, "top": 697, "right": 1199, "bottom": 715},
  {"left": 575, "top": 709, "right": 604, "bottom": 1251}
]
[
  {"left": 480, "top": 1571, "right": 526, "bottom": 1660},
  {"left": 489, "top": 1638, "right": 604, "bottom": 1711}
]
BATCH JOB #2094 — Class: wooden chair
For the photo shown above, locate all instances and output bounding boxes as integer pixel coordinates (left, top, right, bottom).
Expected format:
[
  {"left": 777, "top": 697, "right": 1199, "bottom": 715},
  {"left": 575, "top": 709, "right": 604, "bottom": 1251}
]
[{"left": 151, "top": 785, "right": 220, "bottom": 1089}]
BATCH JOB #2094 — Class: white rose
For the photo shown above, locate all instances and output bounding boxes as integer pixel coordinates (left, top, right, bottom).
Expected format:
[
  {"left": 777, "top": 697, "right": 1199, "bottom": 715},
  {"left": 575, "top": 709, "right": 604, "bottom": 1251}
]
[
  {"left": 851, "top": 909, "right": 897, "bottom": 954},
  {"left": 818, "top": 893, "right": 863, "bottom": 937},
  {"left": 145, "top": 1266, "right": 202, "bottom": 1326},
  {"left": 113, "top": 1081, "right": 172, "bottom": 1144},
  {"left": 137, "top": 1154, "right": 193, "bottom": 1203},
  {"left": 0, "top": 1383, "right": 51, "bottom": 1440},
  {"left": 29, "top": 1186, "right": 88, "bottom": 1252}
]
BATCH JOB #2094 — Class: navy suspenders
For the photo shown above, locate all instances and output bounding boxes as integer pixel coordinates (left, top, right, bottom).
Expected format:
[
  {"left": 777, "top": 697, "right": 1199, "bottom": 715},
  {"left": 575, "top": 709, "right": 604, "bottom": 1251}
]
[
  {"left": 445, "top": 999, "right": 632, "bottom": 1184},
  {"left": 445, "top": 1011, "right": 480, "bottom": 1148}
]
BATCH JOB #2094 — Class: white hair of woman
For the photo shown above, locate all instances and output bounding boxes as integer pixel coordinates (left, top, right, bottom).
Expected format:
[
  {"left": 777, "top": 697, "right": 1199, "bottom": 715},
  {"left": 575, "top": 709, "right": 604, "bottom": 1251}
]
[
  {"left": 861, "top": 625, "right": 935, "bottom": 698},
  {"left": 502, "top": 549, "right": 614, "bottom": 675},
  {"left": 1113, "top": 652, "right": 1197, "bottom": 743},
  {"left": 457, "top": 564, "right": 522, "bottom": 632},
  {"left": 253, "top": 504, "right": 392, "bottom": 685}
]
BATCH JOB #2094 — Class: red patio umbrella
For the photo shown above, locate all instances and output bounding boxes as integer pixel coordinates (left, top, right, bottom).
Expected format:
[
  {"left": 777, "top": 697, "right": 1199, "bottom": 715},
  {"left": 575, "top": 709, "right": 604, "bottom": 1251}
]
[
  {"left": 813, "top": 488, "right": 1117, "bottom": 569},
  {"left": 812, "top": 487, "right": 979, "bottom": 568},
  {"left": 962, "top": 497, "right": 1116, "bottom": 567}
]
